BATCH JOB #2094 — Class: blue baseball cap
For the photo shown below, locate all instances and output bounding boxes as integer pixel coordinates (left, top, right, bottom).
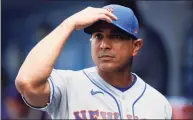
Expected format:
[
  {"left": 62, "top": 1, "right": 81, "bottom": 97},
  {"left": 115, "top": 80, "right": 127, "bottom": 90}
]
[{"left": 84, "top": 4, "right": 139, "bottom": 39}]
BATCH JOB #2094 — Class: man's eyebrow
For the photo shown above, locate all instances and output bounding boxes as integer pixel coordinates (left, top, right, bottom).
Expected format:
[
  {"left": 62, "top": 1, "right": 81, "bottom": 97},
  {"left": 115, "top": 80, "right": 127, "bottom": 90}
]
[{"left": 110, "top": 30, "right": 134, "bottom": 39}]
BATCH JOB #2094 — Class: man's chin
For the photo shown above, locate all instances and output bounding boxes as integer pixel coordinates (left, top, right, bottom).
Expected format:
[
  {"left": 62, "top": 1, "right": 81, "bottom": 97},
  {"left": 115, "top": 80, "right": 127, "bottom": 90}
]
[{"left": 97, "top": 63, "right": 117, "bottom": 72}]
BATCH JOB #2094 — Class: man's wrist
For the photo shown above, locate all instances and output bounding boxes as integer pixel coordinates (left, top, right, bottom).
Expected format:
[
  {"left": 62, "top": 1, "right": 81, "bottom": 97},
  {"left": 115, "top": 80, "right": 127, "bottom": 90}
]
[{"left": 62, "top": 17, "right": 76, "bottom": 31}]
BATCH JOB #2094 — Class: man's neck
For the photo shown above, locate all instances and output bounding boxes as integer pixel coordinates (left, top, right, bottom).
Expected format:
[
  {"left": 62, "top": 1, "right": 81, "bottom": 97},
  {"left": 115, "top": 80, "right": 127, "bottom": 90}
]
[{"left": 97, "top": 67, "right": 133, "bottom": 88}]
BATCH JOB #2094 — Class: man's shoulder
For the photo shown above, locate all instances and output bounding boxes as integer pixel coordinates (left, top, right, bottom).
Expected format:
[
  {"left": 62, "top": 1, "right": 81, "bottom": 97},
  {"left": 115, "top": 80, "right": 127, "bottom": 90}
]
[
  {"left": 145, "top": 83, "right": 171, "bottom": 107},
  {"left": 52, "top": 66, "right": 96, "bottom": 79},
  {"left": 146, "top": 84, "right": 168, "bottom": 101},
  {"left": 54, "top": 66, "right": 96, "bottom": 72},
  {"left": 82, "top": 66, "right": 97, "bottom": 73},
  {"left": 134, "top": 74, "right": 170, "bottom": 105}
]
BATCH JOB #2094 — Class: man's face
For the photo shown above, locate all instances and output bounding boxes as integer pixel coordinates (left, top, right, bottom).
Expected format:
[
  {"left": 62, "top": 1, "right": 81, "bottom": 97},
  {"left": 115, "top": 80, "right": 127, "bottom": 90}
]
[{"left": 90, "top": 22, "right": 142, "bottom": 72}]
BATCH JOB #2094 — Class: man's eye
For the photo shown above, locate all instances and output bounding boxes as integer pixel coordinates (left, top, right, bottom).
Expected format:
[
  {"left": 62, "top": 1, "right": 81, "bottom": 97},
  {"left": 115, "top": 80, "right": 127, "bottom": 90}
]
[
  {"left": 111, "top": 35, "right": 123, "bottom": 39},
  {"left": 94, "top": 33, "right": 104, "bottom": 40}
]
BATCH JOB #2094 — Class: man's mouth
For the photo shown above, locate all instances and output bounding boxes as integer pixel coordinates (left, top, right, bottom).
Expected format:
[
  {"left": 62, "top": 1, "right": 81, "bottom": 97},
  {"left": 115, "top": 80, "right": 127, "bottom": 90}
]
[
  {"left": 99, "top": 55, "right": 115, "bottom": 61},
  {"left": 99, "top": 55, "right": 114, "bottom": 58}
]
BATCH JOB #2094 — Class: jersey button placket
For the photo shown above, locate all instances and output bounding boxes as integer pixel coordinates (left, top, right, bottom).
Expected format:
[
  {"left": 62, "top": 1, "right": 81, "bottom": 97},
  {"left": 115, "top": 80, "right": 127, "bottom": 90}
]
[
  {"left": 119, "top": 95, "right": 126, "bottom": 119},
  {"left": 121, "top": 95, "right": 130, "bottom": 119}
]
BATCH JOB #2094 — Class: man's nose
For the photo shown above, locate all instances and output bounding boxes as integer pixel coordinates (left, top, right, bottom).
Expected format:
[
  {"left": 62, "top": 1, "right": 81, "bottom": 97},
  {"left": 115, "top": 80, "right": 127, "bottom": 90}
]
[{"left": 100, "top": 39, "right": 112, "bottom": 50}]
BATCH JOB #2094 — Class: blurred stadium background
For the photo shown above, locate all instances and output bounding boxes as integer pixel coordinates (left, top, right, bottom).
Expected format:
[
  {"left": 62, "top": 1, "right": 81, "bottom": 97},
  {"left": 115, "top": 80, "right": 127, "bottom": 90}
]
[{"left": 1, "top": 0, "right": 193, "bottom": 119}]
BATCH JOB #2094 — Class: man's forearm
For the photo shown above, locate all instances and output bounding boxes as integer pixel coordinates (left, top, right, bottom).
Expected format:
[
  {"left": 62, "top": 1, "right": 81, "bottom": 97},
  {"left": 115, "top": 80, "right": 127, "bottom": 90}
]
[{"left": 16, "top": 19, "right": 75, "bottom": 88}]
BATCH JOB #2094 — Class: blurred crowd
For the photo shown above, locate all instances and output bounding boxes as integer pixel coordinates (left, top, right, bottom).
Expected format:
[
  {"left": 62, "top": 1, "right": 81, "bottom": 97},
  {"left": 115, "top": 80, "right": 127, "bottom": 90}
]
[
  {"left": 1, "top": 0, "right": 193, "bottom": 119},
  {"left": 1, "top": 67, "right": 51, "bottom": 119}
]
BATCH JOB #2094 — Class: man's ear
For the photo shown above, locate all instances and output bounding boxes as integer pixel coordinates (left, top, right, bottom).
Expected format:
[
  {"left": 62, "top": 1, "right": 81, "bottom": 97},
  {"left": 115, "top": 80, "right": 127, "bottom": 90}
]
[{"left": 132, "top": 39, "right": 143, "bottom": 56}]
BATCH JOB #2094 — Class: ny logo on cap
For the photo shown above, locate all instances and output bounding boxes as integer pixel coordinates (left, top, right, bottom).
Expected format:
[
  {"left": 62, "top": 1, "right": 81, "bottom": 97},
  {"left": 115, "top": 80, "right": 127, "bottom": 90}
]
[{"left": 134, "top": 28, "right": 138, "bottom": 34}]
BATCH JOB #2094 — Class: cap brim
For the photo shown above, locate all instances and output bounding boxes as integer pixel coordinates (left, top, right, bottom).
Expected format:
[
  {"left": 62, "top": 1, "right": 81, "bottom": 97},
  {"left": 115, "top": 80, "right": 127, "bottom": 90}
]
[
  {"left": 84, "top": 20, "right": 138, "bottom": 40},
  {"left": 84, "top": 20, "right": 103, "bottom": 34}
]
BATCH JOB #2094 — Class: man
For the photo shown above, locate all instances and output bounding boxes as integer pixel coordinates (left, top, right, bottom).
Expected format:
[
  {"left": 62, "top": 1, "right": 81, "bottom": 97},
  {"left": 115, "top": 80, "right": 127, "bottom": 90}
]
[{"left": 15, "top": 4, "right": 172, "bottom": 119}]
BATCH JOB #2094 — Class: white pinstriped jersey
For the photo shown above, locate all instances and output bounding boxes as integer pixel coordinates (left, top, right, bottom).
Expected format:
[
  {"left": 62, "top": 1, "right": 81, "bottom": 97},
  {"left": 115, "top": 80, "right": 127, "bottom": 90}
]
[{"left": 23, "top": 66, "right": 172, "bottom": 119}]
